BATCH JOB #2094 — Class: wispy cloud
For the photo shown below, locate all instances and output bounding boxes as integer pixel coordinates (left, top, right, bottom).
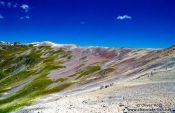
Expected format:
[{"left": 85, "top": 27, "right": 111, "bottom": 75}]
[
  {"left": 0, "top": 0, "right": 30, "bottom": 12},
  {"left": 20, "top": 4, "right": 29, "bottom": 12},
  {"left": 0, "top": 1, "right": 30, "bottom": 20},
  {"left": 20, "top": 15, "right": 30, "bottom": 20},
  {"left": 117, "top": 15, "right": 132, "bottom": 20},
  {"left": 0, "top": 1, "right": 19, "bottom": 8},
  {"left": 0, "top": 14, "right": 4, "bottom": 19}
]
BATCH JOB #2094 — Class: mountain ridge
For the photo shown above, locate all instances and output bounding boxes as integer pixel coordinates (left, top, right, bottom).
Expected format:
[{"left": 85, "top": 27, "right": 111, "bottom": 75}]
[
  {"left": 0, "top": 41, "right": 175, "bottom": 113},
  {"left": 0, "top": 41, "right": 163, "bottom": 49}
]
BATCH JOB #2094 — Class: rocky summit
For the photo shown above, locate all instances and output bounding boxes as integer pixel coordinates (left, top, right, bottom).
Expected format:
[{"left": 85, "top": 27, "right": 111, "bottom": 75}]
[{"left": 0, "top": 41, "right": 175, "bottom": 113}]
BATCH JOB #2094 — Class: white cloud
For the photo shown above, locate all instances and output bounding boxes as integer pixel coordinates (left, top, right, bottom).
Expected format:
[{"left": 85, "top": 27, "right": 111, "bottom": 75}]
[
  {"left": 20, "top": 4, "right": 29, "bottom": 12},
  {"left": 117, "top": 15, "right": 132, "bottom": 20},
  {"left": 0, "top": 14, "right": 4, "bottom": 19}
]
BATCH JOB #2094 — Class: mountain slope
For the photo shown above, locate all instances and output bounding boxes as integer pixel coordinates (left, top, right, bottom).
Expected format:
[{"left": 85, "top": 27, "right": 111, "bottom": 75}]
[{"left": 0, "top": 42, "right": 175, "bottom": 113}]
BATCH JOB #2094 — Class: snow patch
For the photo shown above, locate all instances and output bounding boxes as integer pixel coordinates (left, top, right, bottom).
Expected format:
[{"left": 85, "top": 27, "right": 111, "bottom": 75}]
[{"left": 30, "top": 41, "right": 78, "bottom": 50}]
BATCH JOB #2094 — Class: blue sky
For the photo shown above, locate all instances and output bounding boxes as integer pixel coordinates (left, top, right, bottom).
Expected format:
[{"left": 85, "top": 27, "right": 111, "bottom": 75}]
[{"left": 0, "top": 0, "right": 175, "bottom": 48}]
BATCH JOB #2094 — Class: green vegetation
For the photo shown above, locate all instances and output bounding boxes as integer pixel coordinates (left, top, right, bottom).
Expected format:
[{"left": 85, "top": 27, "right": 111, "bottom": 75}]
[
  {"left": 55, "top": 77, "right": 68, "bottom": 82},
  {"left": 0, "top": 71, "right": 35, "bottom": 91},
  {"left": 99, "top": 67, "right": 115, "bottom": 76},
  {"left": 0, "top": 44, "right": 101, "bottom": 113},
  {"left": 0, "top": 45, "right": 32, "bottom": 80},
  {"left": 67, "top": 65, "right": 101, "bottom": 80},
  {"left": 76, "top": 65, "right": 101, "bottom": 79},
  {"left": 0, "top": 81, "right": 76, "bottom": 113},
  {"left": 0, "top": 44, "right": 75, "bottom": 112},
  {"left": 0, "top": 70, "right": 6, "bottom": 79},
  {"left": 39, "top": 82, "right": 76, "bottom": 96},
  {"left": 0, "top": 98, "right": 32, "bottom": 113}
]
